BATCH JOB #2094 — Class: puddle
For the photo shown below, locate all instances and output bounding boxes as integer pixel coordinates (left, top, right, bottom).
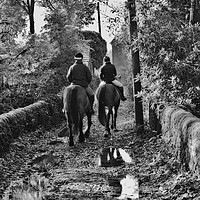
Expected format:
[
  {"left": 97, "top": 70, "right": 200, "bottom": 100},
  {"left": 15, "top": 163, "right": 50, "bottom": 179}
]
[
  {"left": 98, "top": 148, "right": 138, "bottom": 199},
  {"left": 117, "top": 175, "right": 139, "bottom": 199},
  {"left": 107, "top": 175, "right": 139, "bottom": 199},
  {"left": 107, "top": 177, "right": 122, "bottom": 197},
  {"left": 98, "top": 147, "right": 133, "bottom": 167}
]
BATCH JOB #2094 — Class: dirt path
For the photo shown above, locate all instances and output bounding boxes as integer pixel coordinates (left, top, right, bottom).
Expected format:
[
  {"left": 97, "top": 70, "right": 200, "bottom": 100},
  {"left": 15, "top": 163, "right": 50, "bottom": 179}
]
[
  {"left": 1, "top": 99, "right": 200, "bottom": 199},
  {"left": 45, "top": 100, "right": 137, "bottom": 199}
]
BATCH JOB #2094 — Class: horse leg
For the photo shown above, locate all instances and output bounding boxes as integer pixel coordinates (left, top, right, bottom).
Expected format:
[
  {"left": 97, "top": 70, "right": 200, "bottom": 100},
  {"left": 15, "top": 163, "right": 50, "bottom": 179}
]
[
  {"left": 113, "top": 105, "right": 119, "bottom": 132},
  {"left": 85, "top": 113, "right": 92, "bottom": 138},
  {"left": 110, "top": 107, "right": 114, "bottom": 130},
  {"left": 78, "top": 116, "right": 85, "bottom": 143},
  {"left": 104, "top": 110, "right": 111, "bottom": 137},
  {"left": 69, "top": 123, "right": 74, "bottom": 146},
  {"left": 67, "top": 113, "right": 74, "bottom": 146}
]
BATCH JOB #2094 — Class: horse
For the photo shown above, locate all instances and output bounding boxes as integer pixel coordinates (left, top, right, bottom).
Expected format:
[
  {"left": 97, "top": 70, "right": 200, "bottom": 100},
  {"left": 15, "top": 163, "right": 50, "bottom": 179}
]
[
  {"left": 62, "top": 85, "right": 92, "bottom": 146},
  {"left": 96, "top": 83, "right": 121, "bottom": 137}
]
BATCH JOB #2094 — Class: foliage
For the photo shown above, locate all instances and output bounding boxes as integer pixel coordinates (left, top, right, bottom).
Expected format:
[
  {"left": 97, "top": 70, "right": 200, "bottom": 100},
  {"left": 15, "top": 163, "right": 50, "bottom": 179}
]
[
  {"left": 1, "top": 100, "right": 200, "bottom": 199},
  {"left": 3, "top": 173, "right": 49, "bottom": 200},
  {"left": 103, "top": 0, "right": 200, "bottom": 116},
  {"left": 42, "top": 0, "right": 96, "bottom": 29},
  {"left": 105, "top": 1, "right": 128, "bottom": 38},
  {"left": 0, "top": 0, "right": 105, "bottom": 112},
  {"left": 80, "top": 30, "right": 107, "bottom": 69},
  {"left": 106, "top": 0, "right": 200, "bottom": 111},
  {"left": 167, "top": 0, "right": 200, "bottom": 24},
  {"left": 0, "top": 28, "right": 106, "bottom": 110},
  {"left": 136, "top": 1, "right": 200, "bottom": 109},
  {"left": 42, "top": 0, "right": 97, "bottom": 68},
  {"left": 0, "top": 0, "right": 27, "bottom": 38},
  {"left": 0, "top": 34, "right": 60, "bottom": 108},
  {"left": 44, "top": 21, "right": 79, "bottom": 68}
]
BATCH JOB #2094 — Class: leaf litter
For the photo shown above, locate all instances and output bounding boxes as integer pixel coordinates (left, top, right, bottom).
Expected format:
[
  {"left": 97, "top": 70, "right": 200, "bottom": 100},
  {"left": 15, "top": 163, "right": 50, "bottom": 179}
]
[{"left": 0, "top": 100, "right": 200, "bottom": 199}]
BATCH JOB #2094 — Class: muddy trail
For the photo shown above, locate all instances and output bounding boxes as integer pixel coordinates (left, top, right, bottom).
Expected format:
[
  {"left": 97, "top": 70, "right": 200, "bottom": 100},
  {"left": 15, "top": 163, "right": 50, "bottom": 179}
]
[{"left": 1, "top": 100, "right": 200, "bottom": 199}]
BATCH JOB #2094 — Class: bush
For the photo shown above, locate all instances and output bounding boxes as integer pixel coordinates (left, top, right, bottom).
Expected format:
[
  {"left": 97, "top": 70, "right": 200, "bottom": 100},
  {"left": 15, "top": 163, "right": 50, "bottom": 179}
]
[
  {"left": 135, "top": 3, "right": 200, "bottom": 115},
  {"left": 80, "top": 30, "right": 107, "bottom": 69}
]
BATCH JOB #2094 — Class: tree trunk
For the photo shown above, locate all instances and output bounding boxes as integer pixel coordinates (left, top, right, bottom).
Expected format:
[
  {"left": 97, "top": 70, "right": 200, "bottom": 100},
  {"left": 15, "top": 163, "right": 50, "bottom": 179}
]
[
  {"left": 190, "top": 0, "right": 195, "bottom": 25},
  {"left": 97, "top": 2, "right": 101, "bottom": 35},
  {"left": 28, "top": 0, "right": 35, "bottom": 34},
  {"left": 127, "top": 0, "right": 144, "bottom": 127},
  {"left": 29, "top": 14, "right": 35, "bottom": 34}
]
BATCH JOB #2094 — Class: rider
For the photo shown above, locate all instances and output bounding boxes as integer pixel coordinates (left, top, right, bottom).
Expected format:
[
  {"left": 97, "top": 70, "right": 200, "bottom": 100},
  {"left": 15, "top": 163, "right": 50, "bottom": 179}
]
[
  {"left": 66, "top": 52, "right": 95, "bottom": 114},
  {"left": 99, "top": 56, "right": 127, "bottom": 101}
]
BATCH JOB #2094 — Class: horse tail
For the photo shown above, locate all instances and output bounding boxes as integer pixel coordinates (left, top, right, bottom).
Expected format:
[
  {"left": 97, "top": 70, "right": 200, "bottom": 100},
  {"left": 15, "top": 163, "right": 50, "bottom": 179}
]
[
  {"left": 98, "top": 86, "right": 106, "bottom": 126},
  {"left": 70, "top": 87, "right": 79, "bottom": 128}
]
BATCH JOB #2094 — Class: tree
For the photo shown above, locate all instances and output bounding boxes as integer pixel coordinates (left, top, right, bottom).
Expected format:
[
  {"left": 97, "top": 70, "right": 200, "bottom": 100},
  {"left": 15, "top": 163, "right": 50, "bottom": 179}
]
[
  {"left": 167, "top": 0, "right": 200, "bottom": 24},
  {"left": 39, "top": 0, "right": 96, "bottom": 67},
  {"left": 134, "top": 0, "right": 200, "bottom": 118},
  {"left": 127, "top": 0, "right": 144, "bottom": 127},
  {"left": 0, "top": 0, "right": 27, "bottom": 38},
  {"left": 14, "top": 0, "right": 36, "bottom": 34},
  {"left": 40, "top": 0, "right": 96, "bottom": 28},
  {"left": 104, "top": 0, "right": 200, "bottom": 117}
]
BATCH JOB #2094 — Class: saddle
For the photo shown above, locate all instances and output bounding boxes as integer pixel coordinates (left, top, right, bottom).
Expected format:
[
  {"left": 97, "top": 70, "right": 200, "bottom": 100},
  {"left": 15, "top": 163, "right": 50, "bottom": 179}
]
[
  {"left": 104, "top": 82, "right": 121, "bottom": 95},
  {"left": 103, "top": 82, "right": 126, "bottom": 101}
]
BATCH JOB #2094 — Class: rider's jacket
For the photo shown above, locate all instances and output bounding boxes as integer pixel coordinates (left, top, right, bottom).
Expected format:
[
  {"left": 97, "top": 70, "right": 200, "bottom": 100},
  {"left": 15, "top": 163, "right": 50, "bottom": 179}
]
[
  {"left": 99, "top": 61, "right": 117, "bottom": 83},
  {"left": 67, "top": 60, "right": 92, "bottom": 88}
]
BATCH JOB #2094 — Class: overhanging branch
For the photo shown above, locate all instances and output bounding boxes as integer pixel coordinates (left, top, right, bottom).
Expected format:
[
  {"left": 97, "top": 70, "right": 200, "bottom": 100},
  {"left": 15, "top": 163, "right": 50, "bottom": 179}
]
[
  {"left": 45, "top": 0, "right": 56, "bottom": 11},
  {"left": 15, "top": 0, "right": 29, "bottom": 14}
]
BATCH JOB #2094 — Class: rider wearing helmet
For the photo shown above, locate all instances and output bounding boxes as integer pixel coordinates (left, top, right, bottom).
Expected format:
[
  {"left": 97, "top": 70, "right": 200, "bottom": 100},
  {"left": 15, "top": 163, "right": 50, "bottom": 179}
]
[
  {"left": 67, "top": 52, "right": 95, "bottom": 114},
  {"left": 99, "top": 56, "right": 127, "bottom": 101}
]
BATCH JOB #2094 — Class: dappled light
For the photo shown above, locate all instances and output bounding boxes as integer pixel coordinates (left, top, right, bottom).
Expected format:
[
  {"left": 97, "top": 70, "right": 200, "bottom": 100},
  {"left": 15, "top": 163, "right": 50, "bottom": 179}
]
[
  {"left": 117, "top": 175, "right": 139, "bottom": 200},
  {"left": 1, "top": 100, "right": 200, "bottom": 199},
  {"left": 2, "top": 0, "right": 200, "bottom": 199}
]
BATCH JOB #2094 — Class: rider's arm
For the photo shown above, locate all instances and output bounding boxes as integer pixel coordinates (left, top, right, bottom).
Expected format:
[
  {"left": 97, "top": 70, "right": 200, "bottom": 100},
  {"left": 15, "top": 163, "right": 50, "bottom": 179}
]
[
  {"left": 66, "top": 66, "right": 73, "bottom": 82},
  {"left": 86, "top": 67, "right": 92, "bottom": 83},
  {"left": 99, "top": 67, "right": 104, "bottom": 80},
  {"left": 113, "top": 65, "right": 117, "bottom": 77}
]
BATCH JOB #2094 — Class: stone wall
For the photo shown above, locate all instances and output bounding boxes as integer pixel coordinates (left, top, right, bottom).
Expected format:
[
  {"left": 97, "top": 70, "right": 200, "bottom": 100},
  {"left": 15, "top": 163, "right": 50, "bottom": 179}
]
[
  {"left": 159, "top": 105, "right": 200, "bottom": 174},
  {"left": 0, "top": 94, "right": 63, "bottom": 155}
]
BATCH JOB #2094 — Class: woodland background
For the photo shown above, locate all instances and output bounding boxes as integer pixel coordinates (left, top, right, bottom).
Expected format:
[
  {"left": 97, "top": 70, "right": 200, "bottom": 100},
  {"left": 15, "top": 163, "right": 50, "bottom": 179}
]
[
  {"left": 1, "top": 0, "right": 200, "bottom": 118},
  {"left": 1, "top": 1, "right": 200, "bottom": 199}
]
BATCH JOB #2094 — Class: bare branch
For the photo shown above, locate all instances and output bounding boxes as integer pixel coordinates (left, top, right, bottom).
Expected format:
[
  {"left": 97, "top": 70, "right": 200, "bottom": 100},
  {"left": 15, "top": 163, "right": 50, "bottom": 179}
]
[
  {"left": 26, "top": 0, "right": 35, "bottom": 14},
  {"left": 15, "top": 0, "right": 29, "bottom": 14},
  {"left": 14, "top": 47, "right": 29, "bottom": 59},
  {"left": 45, "top": 0, "right": 56, "bottom": 11}
]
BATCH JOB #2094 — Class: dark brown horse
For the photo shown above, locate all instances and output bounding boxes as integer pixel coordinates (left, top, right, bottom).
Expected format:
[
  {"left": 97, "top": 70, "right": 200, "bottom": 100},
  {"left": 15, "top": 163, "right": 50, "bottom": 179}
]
[
  {"left": 63, "top": 85, "right": 92, "bottom": 146},
  {"left": 96, "top": 83, "right": 120, "bottom": 137}
]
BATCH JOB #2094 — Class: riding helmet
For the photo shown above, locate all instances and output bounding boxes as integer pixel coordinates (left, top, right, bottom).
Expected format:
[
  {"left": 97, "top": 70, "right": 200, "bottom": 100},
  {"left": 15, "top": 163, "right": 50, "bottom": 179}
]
[
  {"left": 103, "top": 56, "right": 110, "bottom": 62},
  {"left": 74, "top": 53, "right": 83, "bottom": 60}
]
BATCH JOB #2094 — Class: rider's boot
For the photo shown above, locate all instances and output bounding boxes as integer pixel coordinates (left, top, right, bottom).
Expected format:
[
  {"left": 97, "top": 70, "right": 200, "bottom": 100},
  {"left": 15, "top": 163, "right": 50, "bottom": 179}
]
[
  {"left": 118, "top": 87, "right": 127, "bottom": 101},
  {"left": 88, "top": 95, "right": 95, "bottom": 114}
]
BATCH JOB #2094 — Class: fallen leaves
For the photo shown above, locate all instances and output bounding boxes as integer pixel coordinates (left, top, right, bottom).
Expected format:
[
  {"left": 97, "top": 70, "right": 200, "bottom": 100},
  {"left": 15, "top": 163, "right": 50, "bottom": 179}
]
[{"left": 1, "top": 100, "right": 200, "bottom": 199}]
